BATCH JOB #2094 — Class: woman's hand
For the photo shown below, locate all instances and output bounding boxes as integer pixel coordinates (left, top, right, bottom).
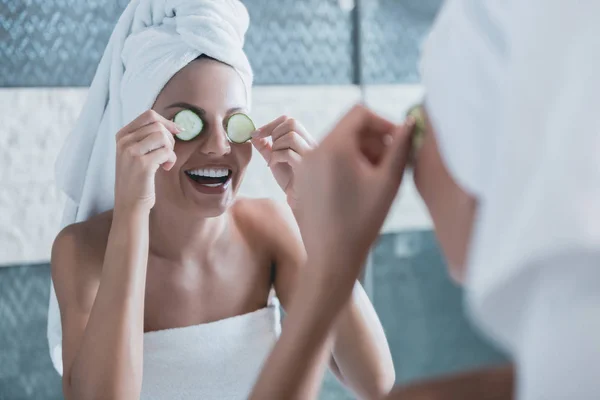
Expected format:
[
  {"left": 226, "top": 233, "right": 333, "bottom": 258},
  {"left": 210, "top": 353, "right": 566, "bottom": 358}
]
[
  {"left": 114, "top": 110, "right": 180, "bottom": 212},
  {"left": 295, "top": 105, "right": 414, "bottom": 292},
  {"left": 251, "top": 116, "right": 317, "bottom": 209}
]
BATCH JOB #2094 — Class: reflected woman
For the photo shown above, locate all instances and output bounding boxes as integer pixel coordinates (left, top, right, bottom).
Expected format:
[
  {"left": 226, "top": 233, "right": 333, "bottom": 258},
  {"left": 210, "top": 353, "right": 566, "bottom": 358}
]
[{"left": 48, "top": 1, "right": 395, "bottom": 399}]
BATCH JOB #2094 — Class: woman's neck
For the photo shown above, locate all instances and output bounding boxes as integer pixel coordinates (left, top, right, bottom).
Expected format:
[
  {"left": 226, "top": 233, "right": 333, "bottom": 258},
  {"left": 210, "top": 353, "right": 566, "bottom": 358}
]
[{"left": 147, "top": 202, "right": 228, "bottom": 263}]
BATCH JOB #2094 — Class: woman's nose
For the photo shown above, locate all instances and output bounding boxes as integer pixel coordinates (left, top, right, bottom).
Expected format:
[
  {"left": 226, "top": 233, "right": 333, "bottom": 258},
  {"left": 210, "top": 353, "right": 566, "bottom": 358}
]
[{"left": 200, "top": 125, "right": 231, "bottom": 156}]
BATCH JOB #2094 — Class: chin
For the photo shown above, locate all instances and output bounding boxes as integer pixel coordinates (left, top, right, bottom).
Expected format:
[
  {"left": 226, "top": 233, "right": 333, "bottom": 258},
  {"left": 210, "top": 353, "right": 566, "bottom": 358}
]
[
  {"left": 182, "top": 188, "right": 237, "bottom": 217},
  {"left": 193, "top": 199, "right": 234, "bottom": 218}
]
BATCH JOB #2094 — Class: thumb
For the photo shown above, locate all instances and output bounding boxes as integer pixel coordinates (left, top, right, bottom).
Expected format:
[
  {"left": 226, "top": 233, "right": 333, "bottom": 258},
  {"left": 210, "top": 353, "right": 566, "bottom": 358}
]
[
  {"left": 380, "top": 121, "right": 414, "bottom": 184},
  {"left": 251, "top": 137, "right": 273, "bottom": 163}
]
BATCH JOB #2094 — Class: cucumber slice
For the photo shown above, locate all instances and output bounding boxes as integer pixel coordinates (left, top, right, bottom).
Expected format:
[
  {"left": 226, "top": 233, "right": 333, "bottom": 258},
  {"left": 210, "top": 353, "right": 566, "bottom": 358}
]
[
  {"left": 173, "top": 109, "right": 204, "bottom": 141},
  {"left": 226, "top": 113, "right": 255, "bottom": 144}
]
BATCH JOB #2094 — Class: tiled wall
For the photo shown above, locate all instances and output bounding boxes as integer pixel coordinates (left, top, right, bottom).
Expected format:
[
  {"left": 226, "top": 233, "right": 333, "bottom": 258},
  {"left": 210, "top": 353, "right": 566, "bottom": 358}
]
[
  {"left": 0, "top": 0, "right": 443, "bottom": 87},
  {"left": 0, "top": 1, "right": 440, "bottom": 266},
  {"left": 0, "top": 1, "right": 509, "bottom": 399}
]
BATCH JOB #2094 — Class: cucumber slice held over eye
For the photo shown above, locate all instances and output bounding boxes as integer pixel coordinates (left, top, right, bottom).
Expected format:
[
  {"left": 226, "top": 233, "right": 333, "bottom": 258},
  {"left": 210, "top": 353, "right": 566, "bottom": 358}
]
[
  {"left": 173, "top": 109, "right": 204, "bottom": 141},
  {"left": 226, "top": 113, "right": 256, "bottom": 144}
]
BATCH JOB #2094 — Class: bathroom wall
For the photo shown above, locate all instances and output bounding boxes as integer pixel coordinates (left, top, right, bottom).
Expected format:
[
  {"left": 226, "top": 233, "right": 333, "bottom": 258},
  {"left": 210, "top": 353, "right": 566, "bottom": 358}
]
[
  {"left": 0, "top": 1, "right": 507, "bottom": 399},
  {"left": 0, "top": 0, "right": 437, "bottom": 267}
]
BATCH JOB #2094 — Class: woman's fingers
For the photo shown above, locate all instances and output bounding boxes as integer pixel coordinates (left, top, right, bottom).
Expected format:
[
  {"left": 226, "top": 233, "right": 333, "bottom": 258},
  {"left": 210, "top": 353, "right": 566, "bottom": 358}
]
[
  {"left": 252, "top": 115, "right": 289, "bottom": 139},
  {"left": 380, "top": 120, "right": 414, "bottom": 181},
  {"left": 253, "top": 116, "right": 317, "bottom": 145},
  {"left": 128, "top": 130, "right": 174, "bottom": 157},
  {"left": 269, "top": 149, "right": 302, "bottom": 169},
  {"left": 271, "top": 118, "right": 315, "bottom": 144},
  {"left": 143, "top": 147, "right": 177, "bottom": 171},
  {"left": 365, "top": 122, "right": 414, "bottom": 210},
  {"left": 271, "top": 131, "right": 312, "bottom": 155},
  {"left": 117, "top": 109, "right": 181, "bottom": 140},
  {"left": 251, "top": 137, "right": 273, "bottom": 163},
  {"left": 113, "top": 109, "right": 180, "bottom": 212},
  {"left": 321, "top": 105, "right": 396, "bottom": 152},
  {"left": 118, "top": 122, "right": 175, "bottom": 150}
]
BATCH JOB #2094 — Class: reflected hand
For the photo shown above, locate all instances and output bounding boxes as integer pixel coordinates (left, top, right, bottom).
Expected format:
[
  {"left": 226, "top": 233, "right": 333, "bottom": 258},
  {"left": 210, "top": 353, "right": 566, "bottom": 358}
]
[
  {"left": 251, "top": 116, "right": 317, "bottom": 208},
  {"left": 114, "top": 110, "right": 179, "bottom": 212}
]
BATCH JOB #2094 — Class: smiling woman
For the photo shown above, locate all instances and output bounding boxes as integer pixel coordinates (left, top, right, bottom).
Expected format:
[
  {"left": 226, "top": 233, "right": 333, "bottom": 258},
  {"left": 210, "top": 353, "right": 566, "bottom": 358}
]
[{"left": 47, "top": 1, "right": 394, "bottom": 400}]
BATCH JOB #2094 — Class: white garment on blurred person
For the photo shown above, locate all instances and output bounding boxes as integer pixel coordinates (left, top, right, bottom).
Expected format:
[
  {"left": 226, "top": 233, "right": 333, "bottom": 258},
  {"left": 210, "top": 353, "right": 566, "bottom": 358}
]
[{"left": 422, "top": 1, "right": 600, "bottom": 399}]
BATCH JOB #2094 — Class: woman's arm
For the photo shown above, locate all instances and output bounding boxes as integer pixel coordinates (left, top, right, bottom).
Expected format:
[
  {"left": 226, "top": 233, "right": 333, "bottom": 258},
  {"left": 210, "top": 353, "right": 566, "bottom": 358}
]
[
  {"left": 53, "top": 209, "right": 150, "bottom": 400},
  {"left": 328, "top": 284, "right": 395, "bottom": 398},
  {"left": 249, "top": 253, "right": 353, "bottom": 400},
  {"left": 265, "top": 201, "right": 395, "bottom": 399},
  {"left": 52, "top": 110, "right": 179, "bottom": 400}
]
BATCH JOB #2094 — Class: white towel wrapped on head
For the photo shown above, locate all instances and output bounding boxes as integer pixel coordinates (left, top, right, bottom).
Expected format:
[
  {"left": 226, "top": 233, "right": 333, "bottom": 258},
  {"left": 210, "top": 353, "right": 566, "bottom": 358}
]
[{"left": 48, "top": 0, "right": 253, "bottom": 375}]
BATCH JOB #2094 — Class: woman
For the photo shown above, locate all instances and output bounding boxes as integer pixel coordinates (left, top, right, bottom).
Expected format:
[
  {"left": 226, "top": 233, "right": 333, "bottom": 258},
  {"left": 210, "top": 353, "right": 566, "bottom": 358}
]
[
  {"left": 250, "top": 1, "right": 600, "bottom": 399},
  {"left": 48, "top": 1, "right": 394, "bottom": 399}
]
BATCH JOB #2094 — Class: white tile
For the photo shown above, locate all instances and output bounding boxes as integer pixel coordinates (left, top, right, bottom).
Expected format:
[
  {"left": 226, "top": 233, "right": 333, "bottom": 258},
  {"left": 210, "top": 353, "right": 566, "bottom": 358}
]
[
  {"left": 0, "top": 88, "right": 83, "bottom": 265},
  {"left": 0, "top": 183, "right": 65, "bottom": 265},
  {"left": 0, "top": 88, "right": 88, "bottom": 185}
]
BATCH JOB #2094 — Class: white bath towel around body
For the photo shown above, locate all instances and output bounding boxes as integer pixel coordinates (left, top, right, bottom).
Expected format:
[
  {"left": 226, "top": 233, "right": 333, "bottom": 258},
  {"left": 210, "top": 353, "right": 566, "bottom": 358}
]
[{"left": 141, "top": 303, "right": 281, "bottom": 400}]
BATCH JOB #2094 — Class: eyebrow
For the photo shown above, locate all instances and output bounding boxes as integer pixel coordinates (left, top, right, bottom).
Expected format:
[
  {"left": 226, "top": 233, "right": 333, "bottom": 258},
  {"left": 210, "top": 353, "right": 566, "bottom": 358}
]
[{"left": 166, "top": 102, "right": 246, "bottom": 116}]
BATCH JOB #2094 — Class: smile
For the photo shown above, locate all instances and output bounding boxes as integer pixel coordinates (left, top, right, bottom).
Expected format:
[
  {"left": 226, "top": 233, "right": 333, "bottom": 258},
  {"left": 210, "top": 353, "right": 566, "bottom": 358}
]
[{"left": 185, "top": 167, "right": 232, "bottom": 188}]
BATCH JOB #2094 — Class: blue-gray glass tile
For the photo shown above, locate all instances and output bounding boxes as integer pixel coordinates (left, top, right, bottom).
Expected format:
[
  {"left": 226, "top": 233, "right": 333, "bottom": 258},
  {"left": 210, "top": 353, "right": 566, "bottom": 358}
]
[
  {"left": 360, "top": 0, "right": 443, "bottom": 84},
  {"left": 0, "top": 264, "right": 62, "bottom": 400},
  {"left": 0, "top": 0, "right": 353, "bottom": 87},
  {"left": 320, "top": 370, "right": 354, "bottom": 400},
  {"left": 244, "top": 0, "right": 354, "bottom": 85},
  {"left": 372, "top": 231, "right": 508, "bottom": 384}
]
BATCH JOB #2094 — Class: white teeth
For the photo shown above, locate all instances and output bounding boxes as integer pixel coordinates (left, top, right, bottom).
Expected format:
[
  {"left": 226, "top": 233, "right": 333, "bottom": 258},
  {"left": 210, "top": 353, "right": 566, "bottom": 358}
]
[
  {"left": 187, "top": 168, "right": 229, "bottom": 177},
  {"left": 202, "top": 183, "right": 222, "bottom": 187}
]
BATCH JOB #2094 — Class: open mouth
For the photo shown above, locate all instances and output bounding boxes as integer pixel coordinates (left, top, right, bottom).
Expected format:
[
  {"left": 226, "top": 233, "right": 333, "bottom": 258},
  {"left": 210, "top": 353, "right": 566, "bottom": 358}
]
[{"left": 185, "top": 167, "right": 232, "bottom": 187}]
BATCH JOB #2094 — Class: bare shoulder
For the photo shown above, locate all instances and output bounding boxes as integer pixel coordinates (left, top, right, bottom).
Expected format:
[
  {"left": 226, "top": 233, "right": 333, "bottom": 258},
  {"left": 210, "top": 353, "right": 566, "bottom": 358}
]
[
  {"left": 230, "top": 198, "right": 305, "bottom": 266},
  {"left": 231, "top": 200, "right": 307, "bottom": 306},
  {"left": 51, "top": 211, "right": 113, "bottom": 309},
  {"left": 231, "top": 197, "right": 301, "bottom": 243}
]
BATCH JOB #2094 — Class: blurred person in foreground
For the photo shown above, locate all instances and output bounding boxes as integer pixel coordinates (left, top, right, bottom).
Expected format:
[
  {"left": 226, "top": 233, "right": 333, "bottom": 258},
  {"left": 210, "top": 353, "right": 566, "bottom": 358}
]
[{"left": 250, "top": 1, "right": 600, "bottom": 399}]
